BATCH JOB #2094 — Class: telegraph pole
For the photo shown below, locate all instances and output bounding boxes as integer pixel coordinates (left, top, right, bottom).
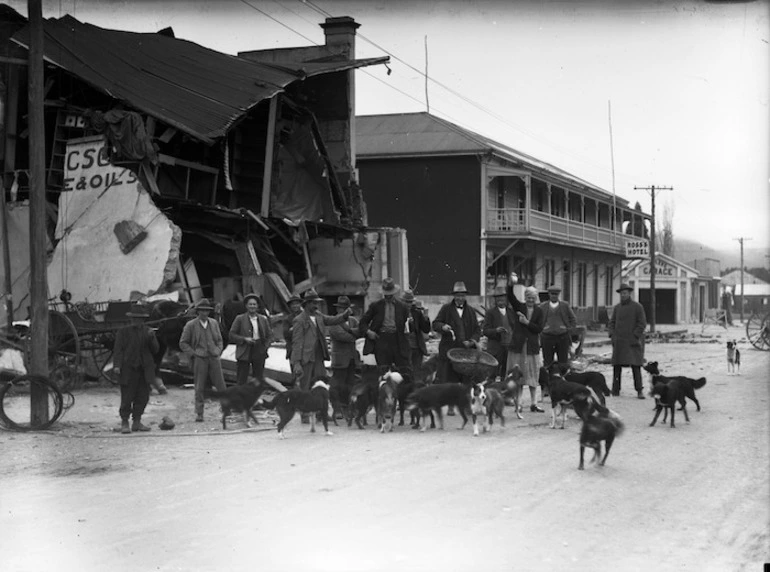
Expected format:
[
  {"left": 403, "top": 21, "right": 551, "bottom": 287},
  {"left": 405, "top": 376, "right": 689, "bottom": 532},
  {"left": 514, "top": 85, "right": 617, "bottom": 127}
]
[
  {"left": 28, "top": 0, "right": 49, "bottom": 424},
  {"left": 733, "top": 237, "right": 752, "bottom": 324},
  {"left": 634, "top": 185, "right": 673, "bottom": 333}
]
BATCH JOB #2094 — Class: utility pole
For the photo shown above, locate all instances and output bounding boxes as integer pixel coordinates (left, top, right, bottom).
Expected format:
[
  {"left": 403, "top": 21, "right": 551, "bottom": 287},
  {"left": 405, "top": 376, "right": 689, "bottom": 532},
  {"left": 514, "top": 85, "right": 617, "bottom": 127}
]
[
  {"left": 733, "top": 237, "right": 752, "bottom": 324},
  {"left": 634, "top": 185, "right": 673, "bottom": 334},
  {"left": 28, "top": 0, "right": 49, "bottom": 425}
]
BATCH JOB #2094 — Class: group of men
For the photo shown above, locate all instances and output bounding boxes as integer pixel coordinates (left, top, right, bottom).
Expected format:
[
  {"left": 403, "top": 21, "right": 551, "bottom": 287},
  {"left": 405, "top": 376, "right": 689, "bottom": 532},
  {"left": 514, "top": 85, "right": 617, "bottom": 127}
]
[{"left": 113, "top": 274, "right": 648, "bottom": 430}]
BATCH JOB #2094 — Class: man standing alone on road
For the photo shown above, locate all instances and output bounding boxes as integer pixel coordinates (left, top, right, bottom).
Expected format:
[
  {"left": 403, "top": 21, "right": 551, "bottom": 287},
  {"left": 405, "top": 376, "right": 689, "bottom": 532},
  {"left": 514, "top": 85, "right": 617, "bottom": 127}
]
[
  {"left": 608, "top": 283, "right": 647, "bottom": 399},
  {"left": 229, "top": 293, "right": 272, "bottom": 385},
  {"left": 539, "top": 285, "right": 577, "bottom": 369},
  {"left": 113, "top": 304, "right": 159, "bottom": 434},
  {"left": 179, "top": 298, "right": 227, "bottom": 422}
]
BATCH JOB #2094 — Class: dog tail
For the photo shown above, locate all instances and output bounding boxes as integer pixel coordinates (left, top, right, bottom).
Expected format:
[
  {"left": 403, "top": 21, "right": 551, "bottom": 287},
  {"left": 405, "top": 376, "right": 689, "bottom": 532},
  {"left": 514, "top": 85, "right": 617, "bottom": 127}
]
[{"left": 692, "top": 377, "right": 706, "bottom": 389}]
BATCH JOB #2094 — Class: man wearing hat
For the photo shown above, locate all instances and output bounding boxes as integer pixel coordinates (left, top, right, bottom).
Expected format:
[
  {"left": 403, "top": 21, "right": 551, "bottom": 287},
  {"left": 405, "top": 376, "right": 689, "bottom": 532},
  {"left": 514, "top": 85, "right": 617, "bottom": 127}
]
[
  {"left": 482, "top": 285, "right": 515, "bottom": 379},
  {"left": 433, "top": 281, "right": 481, "bottom": 384},
  {"left": 229, "top": 293, "right": 273, "bottom": 386},
  {"left": 539, "top": 285, "right": 577, "bottom": 369},
  {"left": 358, "top": 278, "right": 412, "bottom": 376},
  {"left": 179, "top": 298, "right": 228, "bottom": 422},
  {"left": 291, "top": 289, "right": 351, "bottom": 420},
  {"left": 402, "top": 289, "right": 431, "bottom": 372},
  {"left": 328, "top": 296, "right": 361, "bottom": 412},
  {"left": 113, "top": 304, "right": 160, "bottom": 433},
  {"left": 283, "top": 293, "right": 303, "bottom": 364},
  {"left": 608, "top": 283, "right": 647, "bottom": 399}
]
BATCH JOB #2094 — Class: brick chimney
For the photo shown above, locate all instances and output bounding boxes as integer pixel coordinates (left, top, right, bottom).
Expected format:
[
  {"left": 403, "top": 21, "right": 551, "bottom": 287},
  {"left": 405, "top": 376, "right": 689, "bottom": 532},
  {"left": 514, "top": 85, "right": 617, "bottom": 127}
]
[{"left": 320, "top": 16, "right": 360, "bottom": 60}]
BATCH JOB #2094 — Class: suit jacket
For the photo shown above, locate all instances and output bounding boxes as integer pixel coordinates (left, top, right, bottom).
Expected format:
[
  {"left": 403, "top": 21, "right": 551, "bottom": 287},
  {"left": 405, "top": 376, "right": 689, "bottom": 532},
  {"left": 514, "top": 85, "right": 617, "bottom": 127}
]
[
  {"left": 506, "top": 286, "right": 544, "bottom": 354},
  {"left": 358, "top": 298, "right": 411, "bottom": 357},
  {"left": 179, "top": 318, "right": 223, "bottom": 358},
  {"left": 408, "top": 306, "right": 431, "bottom": 356},
  {"left": 432, "top": 302, "right": 481, "bottom": 357},
  {"left": 229, "top": 312, "right": 272, "bottom": 361},
  {"left": 482, "top": 305, "right": 516, "bottom": 356},
  {"left": 291, "top": 310, "right": 349, "bottom": 367},
  {"left": 329, "top": 315, "right": 361, "bottom": 367},
  {"left": 113, "top": 324, "right": 159, "bottom": 386}
]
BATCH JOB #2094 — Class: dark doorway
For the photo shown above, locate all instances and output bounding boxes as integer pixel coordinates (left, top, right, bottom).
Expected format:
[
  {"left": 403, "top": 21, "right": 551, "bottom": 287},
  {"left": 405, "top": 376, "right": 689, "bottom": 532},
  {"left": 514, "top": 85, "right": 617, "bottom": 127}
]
[{"left": 639, "top": 288, "right": 676, "bottom": 324}]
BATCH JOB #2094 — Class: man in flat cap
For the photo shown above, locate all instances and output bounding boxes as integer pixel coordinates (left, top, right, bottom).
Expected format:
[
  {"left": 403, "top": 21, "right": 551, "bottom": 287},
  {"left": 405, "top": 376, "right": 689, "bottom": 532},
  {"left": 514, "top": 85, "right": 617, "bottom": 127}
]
[
  {"left": 229, "top": 293, "right": 272, "bottom": 386},
  {"left": 539, "top": 285, "right": 577, "bottom": 369},
  {"left": 433, "top": 281, "right": 480, "bottom": 384},
  {"left": 608, "top": 283, "right": 647, "bottom": 399},
  {"left": 359, "top": 278, "right": 411, "bottom": 377}
]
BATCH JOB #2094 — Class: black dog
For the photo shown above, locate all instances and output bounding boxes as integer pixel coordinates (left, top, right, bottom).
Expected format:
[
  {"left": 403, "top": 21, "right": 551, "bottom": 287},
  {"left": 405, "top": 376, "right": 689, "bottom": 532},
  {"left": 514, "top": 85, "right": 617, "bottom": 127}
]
[
  {"left": 643, "top": 361, "right": 706, "bottom": 414},
  {"left": 649, "top": 379, "right": 690, "bottom": 428},
  {"left": 540, "top": 366, "right": 601, "bottom": 429},
  {"left": 579, "top": 409, "right": 624, "bottom": 470},
  {"left": 272, "top": 380, "right": 334, "bottom": 438},
  {"left": 405, "top": 383, "right": 470, "bottom": 431},
  {"left": 207, "top": 381, "right": 264, "bottom": 430},
  {"left": 554, "top": 364, "right": 612, "bottom": 406},
  {"left": 348, "top": 378, "right": 378, "bottom": 429}
]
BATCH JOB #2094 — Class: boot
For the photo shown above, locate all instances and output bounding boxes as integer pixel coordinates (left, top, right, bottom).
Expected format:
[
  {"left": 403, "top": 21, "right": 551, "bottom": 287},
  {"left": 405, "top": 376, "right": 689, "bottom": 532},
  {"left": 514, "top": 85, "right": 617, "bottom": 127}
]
[
  {"left": 132, "top": 418, "right": 151, "bottom": 432},
  {"left": 121, "top": 419, "right": 131, "bottom": 434},
  {"left": 195, "top": 413, "right": 204, "bottom": 422}
]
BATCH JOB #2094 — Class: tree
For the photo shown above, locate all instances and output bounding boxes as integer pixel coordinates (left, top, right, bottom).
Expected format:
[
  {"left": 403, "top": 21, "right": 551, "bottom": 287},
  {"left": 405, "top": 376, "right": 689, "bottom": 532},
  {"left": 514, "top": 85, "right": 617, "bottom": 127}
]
[
  {"left": 626, "top": 201, "right": 649, "bottom": 238},
  {"left": 659, "top": 200, "right": 675, "bottom": 257}
]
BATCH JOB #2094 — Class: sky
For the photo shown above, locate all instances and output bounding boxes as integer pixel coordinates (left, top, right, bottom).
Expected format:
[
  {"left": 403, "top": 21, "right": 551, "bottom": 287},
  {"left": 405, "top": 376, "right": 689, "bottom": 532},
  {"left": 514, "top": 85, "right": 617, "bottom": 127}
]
[{"left": 6, "top": 0, "right": 770, "bottom": 253}]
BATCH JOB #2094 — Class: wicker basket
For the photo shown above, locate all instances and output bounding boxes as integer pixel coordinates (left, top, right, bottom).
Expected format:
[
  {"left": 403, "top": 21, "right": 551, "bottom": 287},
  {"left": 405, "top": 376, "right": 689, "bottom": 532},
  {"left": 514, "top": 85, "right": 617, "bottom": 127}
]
[{"left": 447, "top": 348, "right": 499, "bottom": 379}]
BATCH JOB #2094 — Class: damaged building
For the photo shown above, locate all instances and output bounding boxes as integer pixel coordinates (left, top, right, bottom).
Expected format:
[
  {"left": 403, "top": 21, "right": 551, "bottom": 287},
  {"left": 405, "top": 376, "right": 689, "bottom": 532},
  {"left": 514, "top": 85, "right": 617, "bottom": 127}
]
[{"left": 0, "top": 6, "right": 404, "bottom": 328}]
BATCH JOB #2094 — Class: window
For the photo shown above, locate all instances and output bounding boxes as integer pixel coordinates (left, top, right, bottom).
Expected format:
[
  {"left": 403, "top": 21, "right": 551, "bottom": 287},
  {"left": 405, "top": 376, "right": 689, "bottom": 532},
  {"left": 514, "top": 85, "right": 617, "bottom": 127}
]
[
  {"left": 544, "top": 259, "right": 556, "bottom": 290},
  {"left": 577, "top": 262, "right": 587, "bottom": 307},
  {"left": 562, "top": 260, "right": 571, "bottom": 302},
  {"left": 605, "top": 265, "right": 614, "bottom": 305}
]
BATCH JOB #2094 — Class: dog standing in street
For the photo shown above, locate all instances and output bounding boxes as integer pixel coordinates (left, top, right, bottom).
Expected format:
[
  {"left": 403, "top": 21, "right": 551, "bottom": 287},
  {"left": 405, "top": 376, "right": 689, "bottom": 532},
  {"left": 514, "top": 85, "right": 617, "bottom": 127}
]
[
  {"left": 272, "top": 380, "right": 334, "bottom": 438},
  {"left": 727, "top": 340, "right": 741, "bottom": 375},
  {"left": 469, "top": 383, "right": 505, "bottom": 436},
  {"left": 578, "top": 408, "right": 624, "bottom": 470},
  {"left": 207, "top": 381, "right": 264, "bottom": 430}
]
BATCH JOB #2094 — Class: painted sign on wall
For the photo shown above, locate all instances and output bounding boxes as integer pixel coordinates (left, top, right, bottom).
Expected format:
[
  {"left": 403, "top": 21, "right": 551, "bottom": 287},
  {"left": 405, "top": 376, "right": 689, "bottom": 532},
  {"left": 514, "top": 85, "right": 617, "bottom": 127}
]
[
  {"left": 625, "top": 239, "right": 649, "bottom": 259},
  {"left": 641, "top": 259, "right": 676, "bottom": 277},
  {"left": 63, "top": 136, "right": 138, "bottom": 193}
]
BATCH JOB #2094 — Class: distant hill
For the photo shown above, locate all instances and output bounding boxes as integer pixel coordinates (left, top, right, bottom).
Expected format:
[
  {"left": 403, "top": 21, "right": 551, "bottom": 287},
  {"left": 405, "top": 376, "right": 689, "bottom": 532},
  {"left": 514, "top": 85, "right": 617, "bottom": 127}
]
[{"left": 672, "top": 238, "right": 769, "bottom": 270}]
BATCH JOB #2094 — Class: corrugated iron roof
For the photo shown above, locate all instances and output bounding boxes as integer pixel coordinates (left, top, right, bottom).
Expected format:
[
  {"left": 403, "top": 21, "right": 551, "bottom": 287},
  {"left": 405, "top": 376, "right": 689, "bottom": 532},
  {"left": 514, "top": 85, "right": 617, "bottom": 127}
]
[
  {"left": 356, "top": 112, "right": 627, "bottom": 205},
  {"left": 11, "top": 15, "right": 387, "bottom": 144}
]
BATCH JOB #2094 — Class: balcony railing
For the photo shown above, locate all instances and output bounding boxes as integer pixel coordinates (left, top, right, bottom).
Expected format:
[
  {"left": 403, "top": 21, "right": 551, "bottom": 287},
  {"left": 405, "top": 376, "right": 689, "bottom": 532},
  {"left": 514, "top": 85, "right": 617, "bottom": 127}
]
[{"left": 486, "top": 208, "right": 628, "bottom": 249}]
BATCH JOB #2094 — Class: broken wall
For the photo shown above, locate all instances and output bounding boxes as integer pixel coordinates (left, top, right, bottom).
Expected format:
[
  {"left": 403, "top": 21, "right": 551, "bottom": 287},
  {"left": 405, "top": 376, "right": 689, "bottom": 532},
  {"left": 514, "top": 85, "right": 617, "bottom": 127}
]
[{"left": 47, "top": 136, "right": 181, "bottom": 303}]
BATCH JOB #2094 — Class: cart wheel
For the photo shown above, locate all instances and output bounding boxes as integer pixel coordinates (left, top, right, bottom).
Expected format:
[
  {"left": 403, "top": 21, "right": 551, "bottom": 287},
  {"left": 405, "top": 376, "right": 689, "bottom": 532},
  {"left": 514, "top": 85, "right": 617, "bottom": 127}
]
[
  {"left": 48, "top": 310, "right": 81, "bottom": 370},
  {"left": 91, "top": 346, "right": 120, "bottom": 385},
  {"left": 746, "top": 312, "right": 770, "bottom": 351}
]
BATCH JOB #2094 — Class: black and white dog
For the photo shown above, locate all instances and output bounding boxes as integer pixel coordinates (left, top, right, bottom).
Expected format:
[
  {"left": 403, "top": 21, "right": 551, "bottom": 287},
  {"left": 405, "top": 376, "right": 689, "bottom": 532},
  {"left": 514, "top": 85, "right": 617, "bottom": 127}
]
[
  {"left": 727, "top": 340, "right": 741, "bottom": 375},
  {"left": 469, "top": 383, "right": 505, "bottom": 436},
  {"left": 272, "top": 380, "right": 334, "bottom": 438}
]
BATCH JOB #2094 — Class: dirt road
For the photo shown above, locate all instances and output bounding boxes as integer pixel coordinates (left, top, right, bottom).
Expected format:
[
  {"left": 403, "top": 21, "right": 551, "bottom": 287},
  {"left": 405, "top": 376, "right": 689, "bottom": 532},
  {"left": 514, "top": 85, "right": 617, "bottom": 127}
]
[{"left": 1, "top": 341, "right": 767, "bottom": 572}]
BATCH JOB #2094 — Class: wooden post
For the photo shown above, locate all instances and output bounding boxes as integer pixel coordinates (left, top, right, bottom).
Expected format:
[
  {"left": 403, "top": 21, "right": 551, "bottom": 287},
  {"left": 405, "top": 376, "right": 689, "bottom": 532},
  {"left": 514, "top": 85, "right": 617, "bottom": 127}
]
[
  {"left": 1, "top": 179, "right": 14, "bottom": 330},
  {"left": 260, "top": 96, "right": 278, "bottom": 218},
  {"left": 28, "top": 0, "right": 49, "bottom": 424}
]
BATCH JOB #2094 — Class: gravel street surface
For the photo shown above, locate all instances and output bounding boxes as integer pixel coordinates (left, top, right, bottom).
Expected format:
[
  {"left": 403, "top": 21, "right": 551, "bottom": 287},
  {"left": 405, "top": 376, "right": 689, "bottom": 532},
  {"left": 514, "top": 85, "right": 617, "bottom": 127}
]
[{"left": 1, "top": 325, "right": 767, "bottom": 572}]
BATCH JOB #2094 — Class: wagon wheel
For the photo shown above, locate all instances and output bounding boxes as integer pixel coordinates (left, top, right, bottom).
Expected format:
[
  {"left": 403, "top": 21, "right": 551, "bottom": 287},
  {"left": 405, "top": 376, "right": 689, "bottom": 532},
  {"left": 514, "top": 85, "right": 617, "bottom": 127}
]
[
  {"left": 746, "top": 312, "right": 770, "bottom": 351},
  {"left": 82, "top": 332, "right": 120, "bottom": 384},
  {"left": 47, "top": 310, "right": 82, "bottom": 372}
]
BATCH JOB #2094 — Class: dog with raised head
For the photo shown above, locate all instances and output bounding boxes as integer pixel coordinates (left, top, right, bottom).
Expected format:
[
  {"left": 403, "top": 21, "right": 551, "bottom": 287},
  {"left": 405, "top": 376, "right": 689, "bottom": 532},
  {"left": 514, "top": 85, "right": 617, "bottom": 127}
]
[
  {"left": 272, "top": 380, "right": 334, "bottom": 438},
  {"left": 727, "top": 340, "right": 741, "bottom": 375},
  {"left": 553, "top": 363, "right": 612, "bottom": 406},
  {"left": 377, "top": 370, "right": 403, "bottom": 433},
  {"left": 207, "top": 381, "right": 264, "bottom": 430},
  {"left": 579, "top": 408, "right": 624, "bottom": 470},
  {"left": 540, "top": 366, "right": 602, "bottom": 429},
  {"left": 469, "top": 383, "right": 505, "bottom": 436},
  {"left": 490, "top": 364, "right": 523, "bottom": 418},
  {"left": 405, "top": 383, "right": 470, "bottom": 431}
]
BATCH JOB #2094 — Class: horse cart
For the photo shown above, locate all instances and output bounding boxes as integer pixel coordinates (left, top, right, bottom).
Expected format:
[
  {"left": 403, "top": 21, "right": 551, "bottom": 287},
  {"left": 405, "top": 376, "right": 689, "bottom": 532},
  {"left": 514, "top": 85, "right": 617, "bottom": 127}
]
[{"left": 746, "top": 310, "right": 770, "bottom": 351}]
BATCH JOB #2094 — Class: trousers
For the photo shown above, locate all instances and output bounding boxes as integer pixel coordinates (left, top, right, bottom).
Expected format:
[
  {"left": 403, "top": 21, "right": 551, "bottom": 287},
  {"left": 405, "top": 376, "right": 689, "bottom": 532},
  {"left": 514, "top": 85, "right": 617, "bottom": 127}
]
[
  {"left": 193, "top": 356, "right": 227, "bottom": 416},
  {"left": 119, "top": 366, "right": 150, "bottom": 421}
]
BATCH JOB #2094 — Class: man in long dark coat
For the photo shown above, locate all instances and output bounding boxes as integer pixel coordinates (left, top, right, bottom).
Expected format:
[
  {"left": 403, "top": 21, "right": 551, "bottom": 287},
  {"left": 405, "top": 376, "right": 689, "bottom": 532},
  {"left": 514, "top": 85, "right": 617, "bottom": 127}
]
[
  {"left": 432, "top": 281, "right": 480, "bottom": 384},
  {"left": 359, "top": 278, "right": 411, "bottom": 377},
  {"left": 482, "top": 286, "right": 515, "bottom": 380},
  {"left": 402, "top": 289, "right": 431, "bottom": 372},
  {"left": 608, "top": 283, "right": 647, "bottom": 398},
  {"left": 113, "top": 304, "right": 160, "bottom": 433}
]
